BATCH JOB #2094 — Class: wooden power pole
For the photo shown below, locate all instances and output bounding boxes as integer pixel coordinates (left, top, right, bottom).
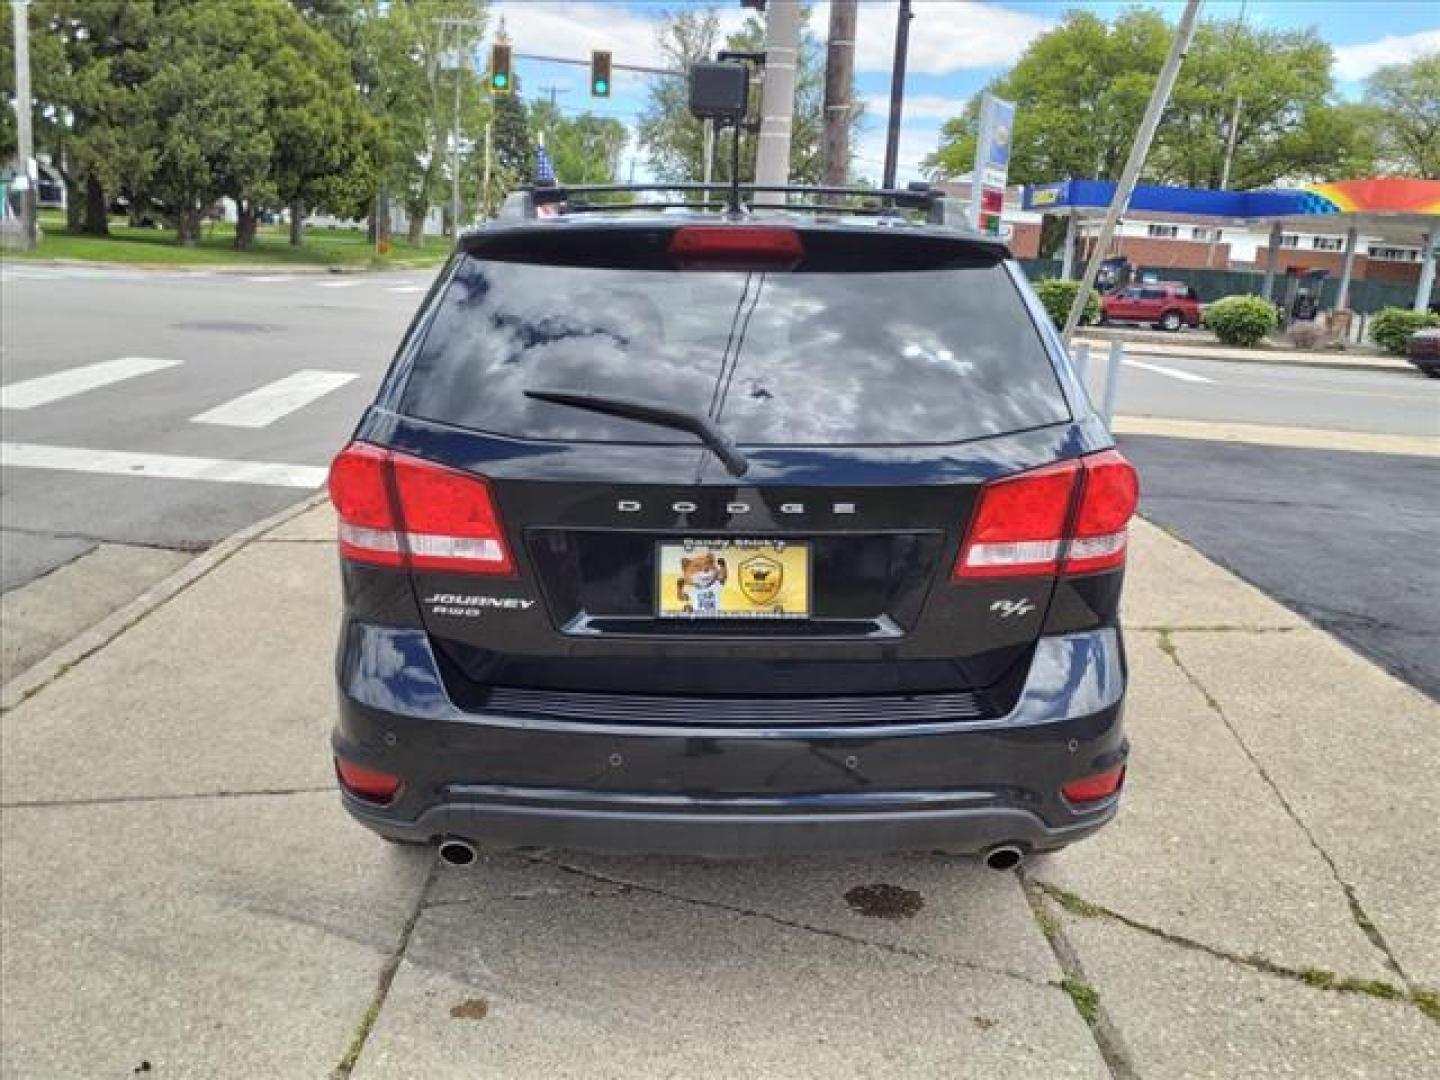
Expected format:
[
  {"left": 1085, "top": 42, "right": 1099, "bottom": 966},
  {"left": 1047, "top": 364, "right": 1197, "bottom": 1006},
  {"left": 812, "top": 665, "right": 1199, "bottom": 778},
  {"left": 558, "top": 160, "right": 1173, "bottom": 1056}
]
[{"left": 821, "top": 0, "right": 857, "bottom": 188}]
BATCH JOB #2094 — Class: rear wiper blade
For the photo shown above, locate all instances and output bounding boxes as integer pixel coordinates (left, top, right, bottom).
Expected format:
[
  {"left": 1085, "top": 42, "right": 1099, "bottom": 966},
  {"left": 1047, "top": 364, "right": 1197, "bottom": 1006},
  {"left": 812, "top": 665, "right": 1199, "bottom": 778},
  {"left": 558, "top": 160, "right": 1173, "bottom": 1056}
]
[{"left": 523, "top": 388, "right": 750, "bottom": 478}]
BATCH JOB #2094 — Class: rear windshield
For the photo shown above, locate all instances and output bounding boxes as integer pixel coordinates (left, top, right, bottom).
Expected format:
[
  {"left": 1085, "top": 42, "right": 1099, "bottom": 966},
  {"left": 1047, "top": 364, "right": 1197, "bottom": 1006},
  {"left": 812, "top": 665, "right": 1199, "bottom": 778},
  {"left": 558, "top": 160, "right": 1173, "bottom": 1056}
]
[{"left": 400, "top": 254, "right": 1069, "bottom": 446}]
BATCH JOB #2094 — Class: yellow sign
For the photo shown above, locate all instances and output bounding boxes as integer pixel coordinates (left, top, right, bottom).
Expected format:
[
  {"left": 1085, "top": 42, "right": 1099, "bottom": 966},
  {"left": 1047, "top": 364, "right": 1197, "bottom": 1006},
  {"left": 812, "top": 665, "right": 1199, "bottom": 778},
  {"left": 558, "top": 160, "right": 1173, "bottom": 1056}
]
[
  {"left": 658, "top": 540, "right": 810, "bottom": 619},
  {"left": 1030, "top": 186, "right": 1060, "bottom": 207}
]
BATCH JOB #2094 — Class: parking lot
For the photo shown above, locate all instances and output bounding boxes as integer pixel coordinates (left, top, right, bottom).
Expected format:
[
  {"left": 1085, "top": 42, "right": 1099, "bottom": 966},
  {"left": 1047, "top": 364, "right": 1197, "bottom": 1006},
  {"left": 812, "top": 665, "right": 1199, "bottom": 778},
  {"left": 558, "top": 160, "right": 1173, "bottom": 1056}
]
[{"left": 2, "top": 496, "right": 1436, "bottom": 1078}]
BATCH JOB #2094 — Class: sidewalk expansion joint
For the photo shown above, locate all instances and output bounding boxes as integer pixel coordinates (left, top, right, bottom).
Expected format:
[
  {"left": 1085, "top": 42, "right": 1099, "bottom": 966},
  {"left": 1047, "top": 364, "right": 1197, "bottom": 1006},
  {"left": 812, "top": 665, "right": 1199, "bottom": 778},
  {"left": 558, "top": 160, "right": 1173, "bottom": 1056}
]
[
  {"left": 1033, "top": 879, "right": 1439, "bottom": 1023},
  {"left": 1154, "top": 629, "right": 1420, "bottom": 997},
  {"left": 1, "top": 785, "right": 334, "bottom": 810},
  {"left": 332, "top": 857, "right": 439, "bottom": 1079},
  {"left": 1020, "top": 873, "right": 1138, "bottom": 1080},
  {"left": 512, "top": 854, "right": 1049, "bottom": 990}
]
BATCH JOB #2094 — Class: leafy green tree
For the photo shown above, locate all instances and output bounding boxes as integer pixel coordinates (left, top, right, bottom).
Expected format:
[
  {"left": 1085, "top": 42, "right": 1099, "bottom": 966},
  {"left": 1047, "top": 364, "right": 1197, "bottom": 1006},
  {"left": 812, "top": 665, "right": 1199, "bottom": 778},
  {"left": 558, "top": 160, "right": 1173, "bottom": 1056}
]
[
  {"left": 529, "top": 101, "right": 627, "bottom": 186},
  {"left": 2, "top": 1, "right": 159, "bottom": 235},
  {"left": 925, "top": 10, "right": 1372, "bottom": 189},
  {"left": 491, "top": 88, "right": 533, "bottom": 193},
  {"left": 146, "top": 1, "right": 274, "bottom": 245},
  {"left": 1364, "top": 54, "right": 1440, "bottom": 178}
]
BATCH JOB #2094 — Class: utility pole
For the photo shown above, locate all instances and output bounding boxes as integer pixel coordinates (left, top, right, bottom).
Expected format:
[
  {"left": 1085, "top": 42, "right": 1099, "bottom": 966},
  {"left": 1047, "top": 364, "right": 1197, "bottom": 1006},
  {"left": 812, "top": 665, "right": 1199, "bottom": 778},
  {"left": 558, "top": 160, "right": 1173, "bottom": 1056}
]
[
  {"left": 1061, "top": 0, "right": 1202, "bottom": 343},
  {"left": 437, "top": 15, "right": 482, "bottom": 241},
  {"left": 882, "top": 0, "right": 913, "bottom": 190},
  {"left": 480, "top": 121, "right": 493, "bottom": 219},
  {"left": 10, "top": 0, "right": 36, "bottom": 250},
  {"left": 754, "top": 0, "right": 801, "bottom": 188},
  {"left": 822, "top": 0, "right": 857, "bottom": 189}
]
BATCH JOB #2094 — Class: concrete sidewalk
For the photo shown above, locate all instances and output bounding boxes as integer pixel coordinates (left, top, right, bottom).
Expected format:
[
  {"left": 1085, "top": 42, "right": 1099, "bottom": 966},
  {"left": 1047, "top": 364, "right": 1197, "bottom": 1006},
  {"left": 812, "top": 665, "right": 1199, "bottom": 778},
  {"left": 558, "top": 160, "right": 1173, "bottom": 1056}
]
[{"left": 1, "top": 503, "right": 1436, "bottom": 1078}]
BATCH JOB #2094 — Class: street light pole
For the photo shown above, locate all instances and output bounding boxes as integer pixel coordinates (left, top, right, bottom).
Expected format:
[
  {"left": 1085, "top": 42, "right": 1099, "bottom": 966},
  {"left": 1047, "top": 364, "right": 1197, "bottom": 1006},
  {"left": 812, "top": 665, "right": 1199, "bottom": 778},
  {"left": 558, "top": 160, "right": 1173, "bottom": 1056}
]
[
  {"left": 10, "top": 0, "right": 37, "bottom": 250},
  {"left": 881, "top": 0, "right": 912, "bottom": 190},
  {"left": 1061, "top": 0, "right": 1203, "bottom": 343}
]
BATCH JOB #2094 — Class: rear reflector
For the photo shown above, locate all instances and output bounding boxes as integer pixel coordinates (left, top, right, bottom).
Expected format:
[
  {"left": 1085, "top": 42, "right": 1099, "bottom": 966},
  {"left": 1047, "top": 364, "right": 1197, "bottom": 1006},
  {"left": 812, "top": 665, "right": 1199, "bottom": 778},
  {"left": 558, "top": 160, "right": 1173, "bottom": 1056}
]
[
  {"left": 668, "top": 225, "right": 804, "bottom": 265},
  {"left": 1061, "top": 764, "right": 1126, "bottom": 803},
  {"left": 335, "top": 756, "right": 402, "bottom": 803},
  {"left": 327, "top": 442, "right": 515, "bottom": 575},
  {"left": 954, "top": 450, "right": 1138, "bottom": 580}
]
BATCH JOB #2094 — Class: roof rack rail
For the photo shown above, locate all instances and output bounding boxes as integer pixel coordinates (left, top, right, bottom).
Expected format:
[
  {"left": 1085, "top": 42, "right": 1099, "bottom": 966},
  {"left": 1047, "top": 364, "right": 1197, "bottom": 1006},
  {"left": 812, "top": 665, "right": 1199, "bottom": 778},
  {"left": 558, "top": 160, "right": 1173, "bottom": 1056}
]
[
  {"left": 492, "top": 183, "right": 984, "bottom": 236},
  {"left": 530, "top": 181, "right": 936, "bottom": 210}
]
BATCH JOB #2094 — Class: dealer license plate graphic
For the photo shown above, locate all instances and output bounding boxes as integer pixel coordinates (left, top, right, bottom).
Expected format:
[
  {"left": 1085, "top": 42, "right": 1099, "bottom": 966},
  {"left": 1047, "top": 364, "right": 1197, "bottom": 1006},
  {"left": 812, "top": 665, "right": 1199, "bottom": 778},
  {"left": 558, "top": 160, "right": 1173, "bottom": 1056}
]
[{"left": 657, "top": 539, "right": 811, "bottom": 619}]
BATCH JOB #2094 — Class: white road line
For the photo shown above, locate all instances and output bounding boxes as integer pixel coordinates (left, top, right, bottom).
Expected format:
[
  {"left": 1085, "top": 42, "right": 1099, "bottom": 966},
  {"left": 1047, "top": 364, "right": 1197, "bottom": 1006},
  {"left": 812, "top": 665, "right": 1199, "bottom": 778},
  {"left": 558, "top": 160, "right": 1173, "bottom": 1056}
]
[
  {"left": 246, "top": 274, "right": 296, "bottom": 284},
  {"left": 191, "top": 370, "right": 358, "bottom": 428},
  {"left": 315, "top": 279, "right": 363, "bottom": 289},
  {"left": 0, "top": 441, "right": 327, "bottom": 489},
  {"left": 1122, "top": 358, "right": 1215, "bottom": 384},
  {"left": 386, "top": 285, "right": 424, "bottom": 294},
  {"left": 1, "top": 356, "right": 182, "bottom": 410}
]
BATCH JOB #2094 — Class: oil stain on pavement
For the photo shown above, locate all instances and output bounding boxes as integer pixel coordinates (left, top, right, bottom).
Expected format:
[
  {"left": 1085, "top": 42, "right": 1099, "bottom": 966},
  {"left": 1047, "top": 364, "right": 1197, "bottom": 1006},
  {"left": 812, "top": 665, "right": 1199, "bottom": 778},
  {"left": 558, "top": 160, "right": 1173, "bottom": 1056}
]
[{"left": 844, "top": 883, "right": 925, "bottom": 919}]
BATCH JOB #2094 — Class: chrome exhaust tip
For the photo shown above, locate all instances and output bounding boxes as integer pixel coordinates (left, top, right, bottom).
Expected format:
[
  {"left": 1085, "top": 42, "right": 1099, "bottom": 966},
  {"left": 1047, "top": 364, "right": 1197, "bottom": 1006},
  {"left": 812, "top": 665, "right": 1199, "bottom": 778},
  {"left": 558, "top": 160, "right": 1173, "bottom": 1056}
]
[
  {"left": 983, "top": 844, "right": 1025, "bottom": 872},
  {"left": 437, "top": 837, "right": 478, "bottom": 867}
]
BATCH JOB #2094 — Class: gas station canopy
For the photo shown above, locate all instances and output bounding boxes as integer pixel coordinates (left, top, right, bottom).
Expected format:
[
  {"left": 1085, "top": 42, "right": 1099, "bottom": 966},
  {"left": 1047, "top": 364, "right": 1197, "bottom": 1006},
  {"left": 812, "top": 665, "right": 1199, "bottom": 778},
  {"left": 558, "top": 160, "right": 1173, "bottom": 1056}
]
[{"left": 1022, "top": 177, "right": 1440, "bottom": 309}]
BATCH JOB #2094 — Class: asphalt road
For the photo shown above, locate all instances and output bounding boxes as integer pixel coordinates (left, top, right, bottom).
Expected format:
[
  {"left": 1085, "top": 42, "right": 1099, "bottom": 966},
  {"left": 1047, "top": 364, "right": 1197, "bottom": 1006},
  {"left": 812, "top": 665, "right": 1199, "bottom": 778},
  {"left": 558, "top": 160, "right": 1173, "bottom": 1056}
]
[
  {"left": 1, "top": 263, "right": 427, "bottom": 589},
  {"left": 3, "top": 266, "right": 1437, "bottom": 694},
  {"left": 1119, "top": 435, "right": 1440, "bottom": 700}
]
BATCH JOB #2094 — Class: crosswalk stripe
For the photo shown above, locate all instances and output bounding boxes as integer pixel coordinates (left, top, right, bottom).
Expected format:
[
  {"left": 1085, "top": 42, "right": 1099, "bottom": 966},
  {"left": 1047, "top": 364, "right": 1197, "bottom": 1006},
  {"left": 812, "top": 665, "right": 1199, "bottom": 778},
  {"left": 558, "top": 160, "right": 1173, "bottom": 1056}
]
[
  {"left": 191, "top": 370, "right": 358, "bottom": 429},
  {"left": 0, "top": 441, "right": 327, "bottom": 489},
  {"left": 1122, "top": 358, "right": 1215, "bottom": 384},
  {"left": 1, "top": 356, "right": 182, "bottom": 410}
]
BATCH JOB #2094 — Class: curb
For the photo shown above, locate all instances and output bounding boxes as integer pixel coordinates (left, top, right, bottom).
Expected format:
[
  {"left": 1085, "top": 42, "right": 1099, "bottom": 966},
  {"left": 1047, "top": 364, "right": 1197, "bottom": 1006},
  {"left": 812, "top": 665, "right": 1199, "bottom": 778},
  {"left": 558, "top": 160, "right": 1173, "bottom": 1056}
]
[
  {"left": 1073, "top": 338, "right": 1408, "bottom": 376},
  {"left": 0, "top": 493, "right": 329, "bottom": 714}
]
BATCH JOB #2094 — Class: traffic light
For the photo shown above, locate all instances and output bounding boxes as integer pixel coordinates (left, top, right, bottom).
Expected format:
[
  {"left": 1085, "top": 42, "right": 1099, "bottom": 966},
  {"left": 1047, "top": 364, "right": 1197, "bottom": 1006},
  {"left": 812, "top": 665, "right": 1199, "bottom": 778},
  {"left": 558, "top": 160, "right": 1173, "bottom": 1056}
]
[
  {"left": 489, "top": 44, "right": 512, "bottom": 95},
  {"left": 590, "top": 50, "right": 612, "bottom": 98}
]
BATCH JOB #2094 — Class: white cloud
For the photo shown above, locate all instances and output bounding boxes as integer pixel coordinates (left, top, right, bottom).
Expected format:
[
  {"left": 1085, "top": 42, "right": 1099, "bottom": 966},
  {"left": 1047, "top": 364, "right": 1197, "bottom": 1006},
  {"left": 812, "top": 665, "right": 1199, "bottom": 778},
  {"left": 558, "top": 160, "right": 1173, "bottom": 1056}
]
[
  {"left": 1333, "top": 28, "right": 1440, "bottom": 82},
  {"left": 494, "top": 2, "right": 1049, "bottom": 80},
  {"left": 852, "top": 123, "right": 945, "bottom": 185},
  {"left": 821, "top": 1, "right": 1053, "bottom": 75},
  {"left": 863, "top": 94, "right": 965, "bottom": 121}
]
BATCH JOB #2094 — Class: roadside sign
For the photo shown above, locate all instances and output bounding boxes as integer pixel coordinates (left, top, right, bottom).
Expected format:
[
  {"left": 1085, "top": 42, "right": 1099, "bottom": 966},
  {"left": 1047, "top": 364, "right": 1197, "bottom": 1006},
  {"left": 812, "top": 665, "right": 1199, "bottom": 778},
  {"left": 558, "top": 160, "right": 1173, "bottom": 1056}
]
[{"left": 971, "top": 94, "right": 1015, "bottom": 236}]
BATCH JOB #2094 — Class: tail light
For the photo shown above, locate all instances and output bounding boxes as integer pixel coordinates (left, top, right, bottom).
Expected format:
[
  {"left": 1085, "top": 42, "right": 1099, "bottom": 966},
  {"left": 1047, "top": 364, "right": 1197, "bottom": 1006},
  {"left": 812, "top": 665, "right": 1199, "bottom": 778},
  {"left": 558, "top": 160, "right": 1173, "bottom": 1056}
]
[
  {"left": 1061, "top": 764, "right": 1126, "bottom": 804},
  {"left": 327, "top": 442, "right": 515, "bottom": 575},
  {"left": 335, "top": 756, "right": 402, "bottom": 804},
  {"left": 954, "top": 450, "right": 1138, "bottom": 580}
]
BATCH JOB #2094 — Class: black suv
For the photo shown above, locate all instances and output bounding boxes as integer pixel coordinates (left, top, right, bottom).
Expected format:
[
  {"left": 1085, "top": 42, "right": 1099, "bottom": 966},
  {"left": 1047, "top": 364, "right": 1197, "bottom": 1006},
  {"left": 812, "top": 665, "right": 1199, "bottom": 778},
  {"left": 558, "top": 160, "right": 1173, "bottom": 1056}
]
[{"left": 328, "top": 186, "right": 1136, "bottom": 868}]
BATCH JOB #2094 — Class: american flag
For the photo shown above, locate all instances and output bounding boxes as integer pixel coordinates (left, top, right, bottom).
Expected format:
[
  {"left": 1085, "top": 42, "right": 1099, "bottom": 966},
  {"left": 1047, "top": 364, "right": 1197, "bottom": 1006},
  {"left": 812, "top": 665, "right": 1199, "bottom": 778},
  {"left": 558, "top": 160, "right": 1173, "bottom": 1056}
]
[{"left": 535, "top": 144, "right": 556, "bottom": 186}]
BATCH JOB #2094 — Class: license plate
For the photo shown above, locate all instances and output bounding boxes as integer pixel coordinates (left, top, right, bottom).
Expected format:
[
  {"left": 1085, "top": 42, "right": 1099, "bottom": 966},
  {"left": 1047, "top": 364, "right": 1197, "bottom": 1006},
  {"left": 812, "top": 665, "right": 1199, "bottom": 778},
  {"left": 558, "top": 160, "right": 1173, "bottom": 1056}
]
[{"left": 657, "top": 539, "right": 811, "bottom": 619}]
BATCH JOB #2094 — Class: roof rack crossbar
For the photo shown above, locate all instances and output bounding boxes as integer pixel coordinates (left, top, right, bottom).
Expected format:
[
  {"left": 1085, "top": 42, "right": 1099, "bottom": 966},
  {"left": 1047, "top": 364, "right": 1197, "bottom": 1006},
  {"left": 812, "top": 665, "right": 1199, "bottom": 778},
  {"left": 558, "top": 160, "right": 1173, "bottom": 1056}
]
[{"left": 531, "top": 182, "right": 935, "bottom": 210}]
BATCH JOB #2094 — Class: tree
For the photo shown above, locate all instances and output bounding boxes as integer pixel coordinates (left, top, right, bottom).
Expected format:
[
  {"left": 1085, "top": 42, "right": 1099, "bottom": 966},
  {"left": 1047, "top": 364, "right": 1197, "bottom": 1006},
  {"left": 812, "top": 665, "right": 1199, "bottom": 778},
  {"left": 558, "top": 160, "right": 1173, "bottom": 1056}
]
[
  {"left": 1364, "top": 54, "right": 1440, "bottom": 178},
  {"left": 361, "top": 0, "right": 488, "bottom": 245},
  {"left": 636, "top": 4, "right": 858, "bottom": 186},
  {"left": 146, "top": 2, "right": 273, "bottom": 245},
  {"left": 529, "top": 101, "right": 627, "bottom": 186},
  {"left": 4, "top": 1, "right": 159, "bottom": 235},
  {"left": 925, "top": 10, "right": 1373, "bottom": 190},
  {"left": 491, "top": 88, "right": 533, "bottom": 192}
]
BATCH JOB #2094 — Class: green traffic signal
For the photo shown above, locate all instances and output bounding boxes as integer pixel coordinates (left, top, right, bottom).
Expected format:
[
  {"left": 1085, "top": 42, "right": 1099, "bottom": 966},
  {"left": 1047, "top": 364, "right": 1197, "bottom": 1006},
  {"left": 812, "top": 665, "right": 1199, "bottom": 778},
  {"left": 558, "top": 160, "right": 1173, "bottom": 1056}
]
[
  {"left": 593, "top": 78, "right": 608, "bottom": 95},
  {"left": 493, "top": 73, "right": 508, "bottom": 90},
  {"left": 590, "top": 50, "right": 612, "bottom": 98}
]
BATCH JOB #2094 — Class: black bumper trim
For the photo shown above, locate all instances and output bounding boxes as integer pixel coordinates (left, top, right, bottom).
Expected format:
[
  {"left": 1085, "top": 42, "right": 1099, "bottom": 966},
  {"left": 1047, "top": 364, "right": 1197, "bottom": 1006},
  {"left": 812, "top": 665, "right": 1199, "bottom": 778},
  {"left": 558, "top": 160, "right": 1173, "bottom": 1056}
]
[{"left": 342, "top": 790, "right": 1116, "bottom": 857}]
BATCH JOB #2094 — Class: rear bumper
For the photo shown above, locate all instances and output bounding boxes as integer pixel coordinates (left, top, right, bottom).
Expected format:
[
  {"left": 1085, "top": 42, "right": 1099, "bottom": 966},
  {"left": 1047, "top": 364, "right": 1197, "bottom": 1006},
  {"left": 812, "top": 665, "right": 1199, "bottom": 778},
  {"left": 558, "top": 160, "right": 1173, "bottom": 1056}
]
[{"left": 332, "top": 624, "right": 1128, "bottom": 856}]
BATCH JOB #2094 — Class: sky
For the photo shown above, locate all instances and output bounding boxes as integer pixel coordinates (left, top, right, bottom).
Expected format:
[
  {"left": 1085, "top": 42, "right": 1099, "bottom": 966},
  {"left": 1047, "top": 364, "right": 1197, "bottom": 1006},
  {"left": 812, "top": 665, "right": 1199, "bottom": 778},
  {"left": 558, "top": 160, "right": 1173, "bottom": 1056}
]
[{"left": 488, "top": 0, "right": 1440, "bottom": 185}]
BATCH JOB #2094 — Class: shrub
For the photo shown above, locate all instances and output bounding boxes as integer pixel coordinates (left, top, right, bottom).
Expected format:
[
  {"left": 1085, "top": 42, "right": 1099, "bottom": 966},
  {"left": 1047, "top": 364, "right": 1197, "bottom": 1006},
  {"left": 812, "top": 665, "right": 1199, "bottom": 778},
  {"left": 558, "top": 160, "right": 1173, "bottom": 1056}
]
[
  {"left": 1203, "top": 294, "right": 1278, "bottom": 347},
  {"left": 1368, "top": 307, "right": 1440, "bottom": 355},
  {"left": 1033, "top": 278, "right": 1100, "bottom": 329}
]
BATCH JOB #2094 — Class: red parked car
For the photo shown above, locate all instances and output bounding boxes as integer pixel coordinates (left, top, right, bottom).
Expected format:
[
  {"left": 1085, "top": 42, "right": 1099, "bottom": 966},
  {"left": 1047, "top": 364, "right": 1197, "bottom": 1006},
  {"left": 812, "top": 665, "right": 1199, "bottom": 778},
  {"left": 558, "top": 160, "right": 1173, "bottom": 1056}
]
[{"left": 1100, "top": 282, "right": 1202, "bottom": 331}]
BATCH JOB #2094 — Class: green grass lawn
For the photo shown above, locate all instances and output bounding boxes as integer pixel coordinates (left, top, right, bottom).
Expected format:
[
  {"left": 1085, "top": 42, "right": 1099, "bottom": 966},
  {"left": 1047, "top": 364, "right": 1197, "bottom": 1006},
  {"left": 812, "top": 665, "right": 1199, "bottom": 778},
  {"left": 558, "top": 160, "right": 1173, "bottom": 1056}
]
[{"left": 4, "top": 211, "right": 452, "bottom": 269}]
